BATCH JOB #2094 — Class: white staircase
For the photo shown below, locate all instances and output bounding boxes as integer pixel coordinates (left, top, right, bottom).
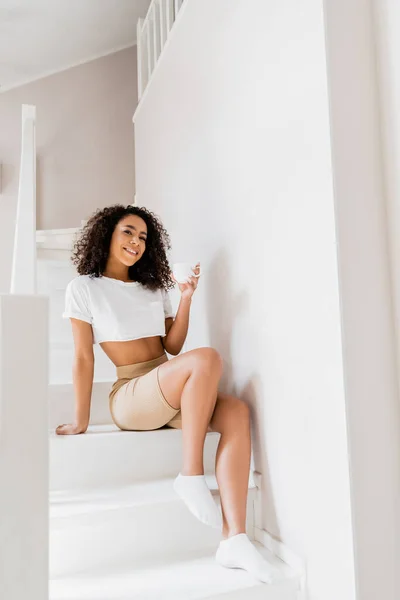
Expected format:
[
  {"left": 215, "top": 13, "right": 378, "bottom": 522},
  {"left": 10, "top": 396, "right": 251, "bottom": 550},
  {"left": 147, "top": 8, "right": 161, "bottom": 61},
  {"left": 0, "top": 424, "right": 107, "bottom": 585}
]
[
  {"left": 46, "top": 2, "right": 301, "bottom": 594},
  {"left": 49, "top": 423, "right": 300, "bottom": 599},
  {"left": 136, "top": 0, "right": 186, "bottom": 100}
]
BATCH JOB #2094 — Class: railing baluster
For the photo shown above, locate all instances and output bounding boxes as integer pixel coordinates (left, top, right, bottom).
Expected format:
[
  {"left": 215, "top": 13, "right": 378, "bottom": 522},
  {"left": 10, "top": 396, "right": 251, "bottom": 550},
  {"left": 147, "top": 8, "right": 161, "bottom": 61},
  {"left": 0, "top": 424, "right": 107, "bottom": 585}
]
[
  {"left": 153, "top": 2, "right": 159, "bottom": 65},
  {"left": 159, "top": 0, "right": 165, "bottom": 50},
  {"left": 146, "top": 20, "right": 153, "bottom": 78},
  {"left": 174, "top": 0, "right": 183, "bottom": 19},
  {"left": 138, "top": 0, "right": 184, "bottom": 99},
  {"left": 165, "top": 0, "right": 172, "bottom": 34},
  {"left": 137, "top": 17, "right": 144, "bottom": 99}
]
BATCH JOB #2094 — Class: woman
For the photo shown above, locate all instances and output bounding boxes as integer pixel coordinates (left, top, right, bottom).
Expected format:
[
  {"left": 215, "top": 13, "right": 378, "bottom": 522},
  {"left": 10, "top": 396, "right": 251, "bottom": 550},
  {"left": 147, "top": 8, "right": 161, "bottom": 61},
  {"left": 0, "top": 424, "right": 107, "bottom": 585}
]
[{"left": 58, "top": 204, "right": 277, "bottom": 583}]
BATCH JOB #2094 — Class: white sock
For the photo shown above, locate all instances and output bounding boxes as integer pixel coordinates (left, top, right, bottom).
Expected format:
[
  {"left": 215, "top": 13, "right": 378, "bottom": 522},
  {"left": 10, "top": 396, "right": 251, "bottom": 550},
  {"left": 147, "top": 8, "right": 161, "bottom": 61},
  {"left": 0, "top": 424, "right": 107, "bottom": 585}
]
[
  {"left": 173, "top": 473, "right": 222, "bottom": 529},
  {"left": 216, "top": 533, "right": 281, "bottom": 583}
]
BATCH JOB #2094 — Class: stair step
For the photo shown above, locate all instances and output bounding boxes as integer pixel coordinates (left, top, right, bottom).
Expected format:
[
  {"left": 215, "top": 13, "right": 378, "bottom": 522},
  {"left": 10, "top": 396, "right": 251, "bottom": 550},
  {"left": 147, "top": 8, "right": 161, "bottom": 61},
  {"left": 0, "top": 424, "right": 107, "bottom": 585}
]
[
  {"left": 50, "top": 424, "right": 220, "bottom": 490},
  {"left": 50, "top": 546, "right": 300, "bottom": 600},
  {"left": 49, "top": 476, "right": 256, "bottom": 579}
]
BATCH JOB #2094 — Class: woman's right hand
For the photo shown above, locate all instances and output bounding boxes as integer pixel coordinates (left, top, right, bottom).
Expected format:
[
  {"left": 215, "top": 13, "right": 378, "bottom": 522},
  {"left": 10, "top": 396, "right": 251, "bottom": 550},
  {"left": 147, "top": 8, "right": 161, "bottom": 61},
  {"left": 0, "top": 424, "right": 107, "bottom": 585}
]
[{"left": 56, "top": 423, "right": 88, "bottom": 435}]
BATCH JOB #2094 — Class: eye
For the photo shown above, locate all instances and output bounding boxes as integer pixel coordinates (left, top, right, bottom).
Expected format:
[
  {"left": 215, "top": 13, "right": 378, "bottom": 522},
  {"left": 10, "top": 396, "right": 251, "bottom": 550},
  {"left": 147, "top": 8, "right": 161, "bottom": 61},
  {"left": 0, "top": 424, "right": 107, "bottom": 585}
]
[
  {"left": 123, "top": 230, "right": 132, "bottom": 235},
  {"left": 140, "top": 237, "right": 147, "bottom": 242}
]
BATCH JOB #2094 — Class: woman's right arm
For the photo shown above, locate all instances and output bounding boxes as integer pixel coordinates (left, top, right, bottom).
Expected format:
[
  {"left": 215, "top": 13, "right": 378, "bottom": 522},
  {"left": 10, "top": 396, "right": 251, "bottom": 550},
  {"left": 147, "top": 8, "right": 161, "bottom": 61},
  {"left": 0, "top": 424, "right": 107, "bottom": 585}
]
[{"left": 56, "top": 318, "right": 94, "bottom": 435}]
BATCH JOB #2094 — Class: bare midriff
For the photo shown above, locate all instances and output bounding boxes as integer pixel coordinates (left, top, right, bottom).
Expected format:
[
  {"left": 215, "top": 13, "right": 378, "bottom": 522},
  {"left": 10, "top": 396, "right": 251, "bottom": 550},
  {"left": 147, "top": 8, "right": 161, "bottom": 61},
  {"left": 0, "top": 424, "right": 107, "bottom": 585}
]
[{"left": 100, "top": 336, "right": 166, "bottom": 367}]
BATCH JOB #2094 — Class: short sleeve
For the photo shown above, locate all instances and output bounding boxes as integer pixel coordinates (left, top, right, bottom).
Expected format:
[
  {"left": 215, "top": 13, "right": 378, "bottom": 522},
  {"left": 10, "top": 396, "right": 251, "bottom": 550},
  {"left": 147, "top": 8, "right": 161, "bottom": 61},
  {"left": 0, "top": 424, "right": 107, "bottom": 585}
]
[
  {"left": 62, "top": 278, "right": 93, "bottom": 324},
  {"left": 162, "top": 289, "right": 174, "bottom": 319}
]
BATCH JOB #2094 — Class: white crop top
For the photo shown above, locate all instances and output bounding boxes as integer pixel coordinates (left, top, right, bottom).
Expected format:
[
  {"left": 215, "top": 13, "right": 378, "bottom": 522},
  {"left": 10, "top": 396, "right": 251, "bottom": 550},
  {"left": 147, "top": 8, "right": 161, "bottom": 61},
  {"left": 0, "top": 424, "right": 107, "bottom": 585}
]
[{"left": 62, "top": 275, "right": 174, "bottom": 344}]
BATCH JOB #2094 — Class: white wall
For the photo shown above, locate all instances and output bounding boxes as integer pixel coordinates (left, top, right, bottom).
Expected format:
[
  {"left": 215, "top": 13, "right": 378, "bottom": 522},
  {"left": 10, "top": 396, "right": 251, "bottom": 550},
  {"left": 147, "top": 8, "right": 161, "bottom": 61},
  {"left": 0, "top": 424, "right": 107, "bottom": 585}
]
[
  {"left": 134, "top": 1, "right": 356, "bottom": 598},
  {"left": 374, "top": 2, "right": 400, "bottom": 373},
  {"left": 324, "top": 1, "right": 400, "bottom": 598}
]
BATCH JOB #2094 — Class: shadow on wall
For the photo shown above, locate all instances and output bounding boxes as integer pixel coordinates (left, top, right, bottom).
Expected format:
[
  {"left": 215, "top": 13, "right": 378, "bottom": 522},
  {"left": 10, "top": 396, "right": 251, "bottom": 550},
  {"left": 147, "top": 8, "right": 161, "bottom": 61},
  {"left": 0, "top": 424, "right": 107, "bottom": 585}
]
[
  {"left": 242, "top": 375, "right": 280, "bottom": 539},
  {"left": 205, "top": 248, "right": 280, "bottom": 538},
  {"left": 205, "top": 247, "right": 246, "bottom": 393}
]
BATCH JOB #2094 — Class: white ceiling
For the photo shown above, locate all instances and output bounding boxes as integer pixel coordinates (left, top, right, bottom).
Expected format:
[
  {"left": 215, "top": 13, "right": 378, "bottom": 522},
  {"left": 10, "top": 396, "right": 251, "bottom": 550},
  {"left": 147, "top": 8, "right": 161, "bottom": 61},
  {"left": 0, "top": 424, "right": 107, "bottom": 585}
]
[{"left": 0, "top": 0, "right": 151, "bottom": 92}]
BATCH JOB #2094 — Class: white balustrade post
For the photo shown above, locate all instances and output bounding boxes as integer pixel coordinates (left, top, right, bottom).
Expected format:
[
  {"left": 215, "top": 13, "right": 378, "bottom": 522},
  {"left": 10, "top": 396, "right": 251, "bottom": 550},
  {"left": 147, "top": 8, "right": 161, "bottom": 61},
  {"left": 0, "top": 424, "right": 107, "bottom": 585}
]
[
  {"left": 146, "top": 18, "right": 153, "bottom": 78},
  {"left": 159, "top": 0, "right": 165, "bottom": 49},
  {"left": 0, "top": 294, "right": 49, "bottom": 600},
  {"left": 136, "top": 0, "right": 185, "bottom": 101},
  {"left": 137, "top": 17, "right": 144, "bottom": 99},
  {"left": 153, "top": 2, "right": 160, "bottom": 64},
  {"left": 174, "top": 0, "right": 182, "bottom": 18},
  {"left": 165, "top": 0, "right": 173, "bottom": 34},
  {"left": 11, "top": 105, "right": 37, "bottom": 295}
]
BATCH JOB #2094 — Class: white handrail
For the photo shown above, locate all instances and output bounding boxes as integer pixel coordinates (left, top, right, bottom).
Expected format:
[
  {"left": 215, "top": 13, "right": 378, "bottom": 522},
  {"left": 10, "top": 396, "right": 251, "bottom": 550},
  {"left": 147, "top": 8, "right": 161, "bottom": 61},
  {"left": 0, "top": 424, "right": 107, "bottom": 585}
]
[
  {"left": 10, "top": 104, "right": 37, "bottom": 294},
  {"left": 137, "top": 0, "right": 185, "bottom": 100}
]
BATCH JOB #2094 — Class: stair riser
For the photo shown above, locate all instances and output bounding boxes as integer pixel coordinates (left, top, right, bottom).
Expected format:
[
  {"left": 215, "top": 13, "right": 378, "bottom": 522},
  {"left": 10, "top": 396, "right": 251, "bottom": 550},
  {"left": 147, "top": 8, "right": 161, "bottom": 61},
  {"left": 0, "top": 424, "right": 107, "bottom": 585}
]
[
  {"left": 206, "top": 583, "right": 299, "bottom": 600},
  {"left": 50, "top": 431, "right": 220, "bottom": 490},
  {"left": 50, "top": 494, "right": 255, "bottom": 579},
  {"left": 49, "top": 381, "right": 113, "bottom": 429}
]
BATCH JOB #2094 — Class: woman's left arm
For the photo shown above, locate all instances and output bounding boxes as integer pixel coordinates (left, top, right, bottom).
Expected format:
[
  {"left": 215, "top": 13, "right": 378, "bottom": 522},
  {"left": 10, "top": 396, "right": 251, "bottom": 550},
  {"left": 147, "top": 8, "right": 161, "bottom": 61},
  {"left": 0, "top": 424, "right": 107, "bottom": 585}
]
[{"left": 162, "top": 264, "right": 200, "bottom": 356}]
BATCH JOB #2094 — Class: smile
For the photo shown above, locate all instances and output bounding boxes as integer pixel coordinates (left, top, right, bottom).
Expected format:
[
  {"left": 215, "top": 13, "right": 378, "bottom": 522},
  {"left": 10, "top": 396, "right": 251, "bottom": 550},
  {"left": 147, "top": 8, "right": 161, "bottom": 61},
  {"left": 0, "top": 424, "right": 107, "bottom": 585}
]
[{"left": 124, "top": 247, "right": 138, "bottom": 256}]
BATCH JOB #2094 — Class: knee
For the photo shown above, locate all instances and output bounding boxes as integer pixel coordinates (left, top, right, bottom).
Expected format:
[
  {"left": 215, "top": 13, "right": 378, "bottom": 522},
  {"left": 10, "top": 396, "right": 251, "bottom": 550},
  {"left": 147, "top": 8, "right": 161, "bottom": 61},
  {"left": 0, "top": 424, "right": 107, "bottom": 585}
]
[{"left": 192, "top": 347, "right": 223, "bottom": 374}]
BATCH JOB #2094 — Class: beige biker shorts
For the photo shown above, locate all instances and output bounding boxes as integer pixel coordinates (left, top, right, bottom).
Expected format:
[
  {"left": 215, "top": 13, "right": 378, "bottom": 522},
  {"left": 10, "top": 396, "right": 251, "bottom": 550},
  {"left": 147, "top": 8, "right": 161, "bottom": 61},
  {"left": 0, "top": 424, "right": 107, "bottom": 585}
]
[{"left": 109, "top": 353, "right": 182, "bottom": 431}]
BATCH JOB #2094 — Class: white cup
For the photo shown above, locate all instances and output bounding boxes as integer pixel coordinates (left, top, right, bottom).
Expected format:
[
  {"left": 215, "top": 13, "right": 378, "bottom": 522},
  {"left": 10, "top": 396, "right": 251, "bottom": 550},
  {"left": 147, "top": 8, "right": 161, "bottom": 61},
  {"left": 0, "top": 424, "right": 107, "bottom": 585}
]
[{"left": 172, "top": 262, "right": 201, "bottom": 283}]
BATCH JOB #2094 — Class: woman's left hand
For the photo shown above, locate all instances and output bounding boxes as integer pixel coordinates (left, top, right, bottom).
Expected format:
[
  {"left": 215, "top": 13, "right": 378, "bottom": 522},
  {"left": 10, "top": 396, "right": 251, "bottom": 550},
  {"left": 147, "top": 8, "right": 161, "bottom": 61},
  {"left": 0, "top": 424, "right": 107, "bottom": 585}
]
[{"left": 172, "top": 263, "right": 200, "bottom": 300}]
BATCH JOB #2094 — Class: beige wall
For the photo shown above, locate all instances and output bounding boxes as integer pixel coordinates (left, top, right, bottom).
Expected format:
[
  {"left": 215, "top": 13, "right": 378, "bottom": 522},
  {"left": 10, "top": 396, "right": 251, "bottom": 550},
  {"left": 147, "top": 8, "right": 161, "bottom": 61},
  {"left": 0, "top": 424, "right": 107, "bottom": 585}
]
[{"left": 0, "top": 46, "right": 137, "bottom": 291}]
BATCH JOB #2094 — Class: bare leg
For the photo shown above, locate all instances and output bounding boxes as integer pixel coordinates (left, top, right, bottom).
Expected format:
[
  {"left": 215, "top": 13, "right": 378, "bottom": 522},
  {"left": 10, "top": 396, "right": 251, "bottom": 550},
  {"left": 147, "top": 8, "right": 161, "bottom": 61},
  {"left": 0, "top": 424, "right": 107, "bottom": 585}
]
[
  {"left": 157, "top": 347, "right": 223, "bottom": 475},
  {"left": 209, "top": 393, "right": 251, "bottom": 538},
  {"left": 210, "top": 394, "right": 280, "bottom": 583},
  {"left": 157, "top": 347, "right": 223, "bottom": 528}
]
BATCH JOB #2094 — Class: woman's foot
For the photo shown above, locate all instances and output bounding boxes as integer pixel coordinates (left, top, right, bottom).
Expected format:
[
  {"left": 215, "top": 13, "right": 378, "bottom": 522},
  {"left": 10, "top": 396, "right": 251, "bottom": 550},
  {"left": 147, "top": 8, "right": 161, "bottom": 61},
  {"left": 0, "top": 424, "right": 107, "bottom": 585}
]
[
  {"left": 173, "top": 473, "right": 222, "bottom": 529},
  {"left": 216, "top": 533, "right": 281, "bottom": 583}
]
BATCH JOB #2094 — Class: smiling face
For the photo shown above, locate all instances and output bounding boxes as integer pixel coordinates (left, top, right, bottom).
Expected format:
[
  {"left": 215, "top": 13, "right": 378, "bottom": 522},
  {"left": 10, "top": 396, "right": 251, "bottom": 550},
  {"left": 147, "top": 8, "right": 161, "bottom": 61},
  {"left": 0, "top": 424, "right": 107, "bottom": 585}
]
[{"left": 109, "top": 214, "right": 148, "bottom": 267}]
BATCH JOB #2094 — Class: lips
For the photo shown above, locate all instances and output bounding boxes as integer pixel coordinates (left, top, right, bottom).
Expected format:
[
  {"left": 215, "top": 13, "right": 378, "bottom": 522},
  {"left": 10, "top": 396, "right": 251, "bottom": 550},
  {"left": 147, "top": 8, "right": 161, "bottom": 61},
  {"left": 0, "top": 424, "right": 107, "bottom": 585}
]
[{"left": 123, "top": 247, "right": 138, "bottom": 256}]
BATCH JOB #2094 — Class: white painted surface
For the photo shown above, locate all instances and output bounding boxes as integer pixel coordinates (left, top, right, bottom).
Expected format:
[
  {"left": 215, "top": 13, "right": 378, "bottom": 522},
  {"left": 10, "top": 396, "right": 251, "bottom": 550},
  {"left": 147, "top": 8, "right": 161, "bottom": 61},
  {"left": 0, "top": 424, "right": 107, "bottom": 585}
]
[
  {"left": 374, "top": 2, "right": 400, "bottom": 370},
  {"left": 0, "top": 0, "right": 151, "bottom": 91},
  {"left": 11, "top": 104, "right": 36, "bottom": 294},
  {"left": 36, "top": 227, "right": 79, "bottom": 251},
  {"left": 133, "top": 1, "right": 355, "bottom": 599},
  {"left": 48, "top": 423, "right": 297, "bottom": 598},
  {"left": 137, "top": 0, "right": 185, "bottom": 99},
  {"left": 323, "top": 1, "right": 400, "bottom": 599},
  {"left": 50, "top": 425, "right": 220, "bottom": 490},
  {"left": 0, "top": 294, "right": 49, "bottom": 600},
  {"left": 50, "top": 475, "right": 255, "bottom": 578},
  {"left": 48, "top": 381, "right": 114, "bottom": 428},
  {"left": 49, "top": 546, "right": 299, "bottom": 600}
]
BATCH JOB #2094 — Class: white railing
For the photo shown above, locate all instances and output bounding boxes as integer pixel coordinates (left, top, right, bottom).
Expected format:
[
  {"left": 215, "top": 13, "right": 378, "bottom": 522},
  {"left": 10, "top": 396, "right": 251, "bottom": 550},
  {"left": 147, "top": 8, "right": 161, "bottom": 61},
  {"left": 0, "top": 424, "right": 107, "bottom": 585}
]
[
  {"left": 137, "top": 0, "right": 185, "bottom": 100},
  {"left": 10, "top": 104, "right": 37, "bottom": 294}
]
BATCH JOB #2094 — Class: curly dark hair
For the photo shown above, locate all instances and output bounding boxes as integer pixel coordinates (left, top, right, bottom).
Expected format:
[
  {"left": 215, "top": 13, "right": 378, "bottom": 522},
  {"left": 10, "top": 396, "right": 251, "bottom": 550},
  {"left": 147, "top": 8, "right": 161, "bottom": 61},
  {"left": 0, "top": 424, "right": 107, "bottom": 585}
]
[{"left": 70, "top": 204, "right": 174, "bottom": 291}]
